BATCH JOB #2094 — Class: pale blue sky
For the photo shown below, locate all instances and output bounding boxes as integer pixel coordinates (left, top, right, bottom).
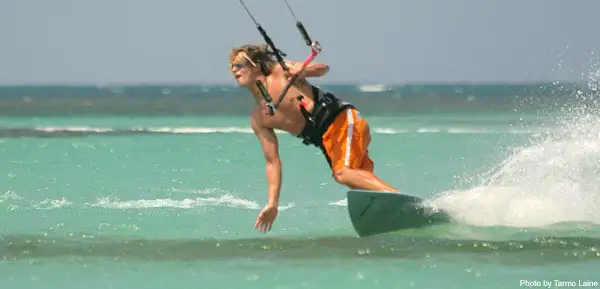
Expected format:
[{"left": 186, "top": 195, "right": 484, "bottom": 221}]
[{"left": 1, "top": 0, "right": 598, "bottom": 85}]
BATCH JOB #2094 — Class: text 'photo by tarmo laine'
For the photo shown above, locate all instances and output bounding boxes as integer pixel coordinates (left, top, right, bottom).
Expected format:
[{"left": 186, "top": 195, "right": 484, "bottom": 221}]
[{"left": 520, "top": 280, "right": 599, "bottom": 288}]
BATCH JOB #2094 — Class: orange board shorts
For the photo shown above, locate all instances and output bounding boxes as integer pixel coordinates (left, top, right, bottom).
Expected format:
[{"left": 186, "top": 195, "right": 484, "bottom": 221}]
[{"left": 321, "top": 108, "right": 374, "bottom": 173}]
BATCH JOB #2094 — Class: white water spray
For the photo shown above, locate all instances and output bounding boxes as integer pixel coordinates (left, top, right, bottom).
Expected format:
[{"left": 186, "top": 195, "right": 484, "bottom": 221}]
[{"left": 431, "top": 63, "right": 600, "bottom": 228}]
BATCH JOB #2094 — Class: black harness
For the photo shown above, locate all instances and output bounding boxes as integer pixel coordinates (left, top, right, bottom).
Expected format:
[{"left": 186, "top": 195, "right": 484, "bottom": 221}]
[{"left": 296, "top": 86, "right": 355, "bottom": 167}]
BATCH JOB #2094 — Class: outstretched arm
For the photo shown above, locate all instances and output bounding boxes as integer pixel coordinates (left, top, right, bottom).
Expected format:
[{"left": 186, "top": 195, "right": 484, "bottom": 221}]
[
  {"left": 251, "top": 113, "right": 282, "bottom": 207},
  {"left": 284, "top": 60, "right": 329, "bottom": 78}
]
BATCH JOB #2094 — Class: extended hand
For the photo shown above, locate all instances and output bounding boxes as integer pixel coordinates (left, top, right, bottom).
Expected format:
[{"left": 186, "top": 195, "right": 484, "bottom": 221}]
[
  {"left": 284, "top": 61, "right": 305, "bottom": 80},
  {"left": 255, "top": 204, "right": 278, "bottom": 233}
]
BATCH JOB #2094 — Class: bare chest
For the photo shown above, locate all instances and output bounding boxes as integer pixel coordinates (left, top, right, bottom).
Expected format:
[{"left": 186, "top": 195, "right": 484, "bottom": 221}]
[{"left": 257, "top": 77, "right": 315, "bottom": 136}]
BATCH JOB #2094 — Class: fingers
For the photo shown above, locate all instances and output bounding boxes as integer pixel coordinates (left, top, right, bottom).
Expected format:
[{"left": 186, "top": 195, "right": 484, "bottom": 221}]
[
  {"left": 262, "top": 222, "right": 268, "bottom": 233},
  {"left": 260, "top": 221, "right": 272, "bottom": 233},
  {"left": 254, "top": 209, "right": 275, "bottom": 233},
  {"left": 255, "top": 213, "right": 267, "bottom": 233},
  {"left": 255, "top": 219, "right": 273, "bottom": 233},
  {"left": 255, "top": 212, "right": 263, "bottom": 228},
  {"left": 256, "top": 220, "right": 264, "bottom": 233}
]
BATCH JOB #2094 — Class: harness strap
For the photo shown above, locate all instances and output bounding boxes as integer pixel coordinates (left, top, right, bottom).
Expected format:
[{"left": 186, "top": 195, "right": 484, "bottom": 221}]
[{"left": 297, "top": 86, "right": 354, "bottom": 147}]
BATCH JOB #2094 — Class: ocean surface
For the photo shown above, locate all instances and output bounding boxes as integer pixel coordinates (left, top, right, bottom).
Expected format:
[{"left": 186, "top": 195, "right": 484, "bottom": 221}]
[{"left": 2, "top": 82, "right": 600, "bottom": 288}]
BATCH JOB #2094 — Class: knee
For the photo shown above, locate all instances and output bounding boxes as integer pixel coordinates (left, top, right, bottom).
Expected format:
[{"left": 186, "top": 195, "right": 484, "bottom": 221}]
[{"left": 332, "top": 166, "right": 351, "bottom": 185}]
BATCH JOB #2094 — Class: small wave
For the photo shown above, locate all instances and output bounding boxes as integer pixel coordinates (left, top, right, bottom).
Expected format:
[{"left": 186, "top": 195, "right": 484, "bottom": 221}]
[
  {"left": 0, "top": 126, "right": 539, "bottom": 138},
  {"left": 90, "top": 194, "right": 260, "bottom": 210},
  {"left": 168, "top": 187, "right": 232, "bottom": 195},
  {"left": 374, "top": 127, "right": 535, "bottom": 134},
  {"left": 328, "top": 199, "right": 347, "bottom": 206},
  {"left": 3, "top": 233, "right": 600, "bottom": 264},
  {"left": 0, "top": 126, "right": 255, "bottom": 138},
  {"left": 373, "top": 128, "right": 410, "bottom": 134},
  {"left": 1, "top": 187, "right": 299, "bottom": 212},
  {"left": 0, "top": 191, "right": 72, "bottom": 211},
  {"left": 142, "top": 127, "right": 253, "bottom": 134},
  {"left": 33, "top": 197, "right": 72, "bottom": 210},
  {"left": 89, "top": 194, "right": 295, "bottom": 211},
  {"left": 36, "top": 126, "right": 113, "bottom": 133},
  {"left": 0, "top": 189, "right": 295, "bottom": 212},
  {"left": 0, "top": 190, "right": 21, "bottom": 201}
]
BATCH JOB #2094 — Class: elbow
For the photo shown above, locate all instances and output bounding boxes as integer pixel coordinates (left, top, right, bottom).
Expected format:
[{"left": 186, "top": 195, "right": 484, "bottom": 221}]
[
  {"left": 266, "top": 158, "right": 282, "bottom": 174},
  {"left": 265, "top": 156, "right": 281, "bottom": 167},
  {"left": 320, "top": 64, "right": 330, "bottom": 76}
]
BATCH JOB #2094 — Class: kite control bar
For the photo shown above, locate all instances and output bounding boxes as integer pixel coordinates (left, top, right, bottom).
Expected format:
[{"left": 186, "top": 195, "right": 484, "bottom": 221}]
[{"left": 237, "top": 0, "right": 322, "bottom": 116}]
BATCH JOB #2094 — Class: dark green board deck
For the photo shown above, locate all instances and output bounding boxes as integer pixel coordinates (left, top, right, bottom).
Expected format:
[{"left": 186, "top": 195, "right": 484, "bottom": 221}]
[{"left": 346, "top": 190, "right": 451, "bottom": 237}]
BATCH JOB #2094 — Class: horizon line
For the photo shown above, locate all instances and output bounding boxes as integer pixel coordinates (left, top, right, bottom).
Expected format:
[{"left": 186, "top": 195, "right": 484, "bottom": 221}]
[{"left": 0, "top": 79, "right": 586, "bottom": 87}]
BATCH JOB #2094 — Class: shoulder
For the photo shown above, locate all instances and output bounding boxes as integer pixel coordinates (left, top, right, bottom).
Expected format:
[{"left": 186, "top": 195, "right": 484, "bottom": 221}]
[
  {"left": 250, "top": 107, "right": 272, "bottom": 133},
  {"left": 250, "top": 107, "right": 262, "bottom": 130},
  {"left": 250, "top": 108, "right": 279, "bottom": 147},
  {"left": 270, "top": 62, "right": 285, "bottom": 76}
]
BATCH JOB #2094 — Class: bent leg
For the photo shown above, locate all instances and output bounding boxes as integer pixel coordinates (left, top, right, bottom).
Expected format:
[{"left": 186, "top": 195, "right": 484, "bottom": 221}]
[
  {"left": 333, "top": 166, "right": 398, "bottom": 192},
  {"left": 322, "top": 108, "right": 399, "bottom": 193}
]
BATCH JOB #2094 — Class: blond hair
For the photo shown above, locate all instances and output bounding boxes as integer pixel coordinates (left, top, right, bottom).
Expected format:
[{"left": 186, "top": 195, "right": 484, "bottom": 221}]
[{"left": 229, "top": 44, "right": 277, "bottom": 76}]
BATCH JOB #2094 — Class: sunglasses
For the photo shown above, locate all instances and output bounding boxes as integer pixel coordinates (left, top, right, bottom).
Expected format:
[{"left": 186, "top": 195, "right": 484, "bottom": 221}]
[
  {"left": 230, "top": 53, "right": 257, "bottom": 70},
  {"left": 230, "top": 59, "right": 250, "bottom": 70}
]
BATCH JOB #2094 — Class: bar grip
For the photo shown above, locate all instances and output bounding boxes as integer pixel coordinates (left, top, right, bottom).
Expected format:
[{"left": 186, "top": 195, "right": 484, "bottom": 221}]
[{"left": 296, "top": 22, "right": 312, "bottom": 46}]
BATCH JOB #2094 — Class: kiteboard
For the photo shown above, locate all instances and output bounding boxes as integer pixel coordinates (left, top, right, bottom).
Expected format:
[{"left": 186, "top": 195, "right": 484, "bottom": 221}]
[{"left": 346, "top": 190, "right": 451, "bottom": 237}]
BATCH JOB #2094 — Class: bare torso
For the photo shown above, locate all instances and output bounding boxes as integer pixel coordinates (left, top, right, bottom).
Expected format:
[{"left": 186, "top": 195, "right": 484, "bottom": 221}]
[{"left": 251, "top": 66, "right": 316, "bottom": 136}]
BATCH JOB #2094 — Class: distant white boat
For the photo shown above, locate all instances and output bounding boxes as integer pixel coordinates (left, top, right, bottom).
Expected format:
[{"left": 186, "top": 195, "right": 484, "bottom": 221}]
[{"left": 358, "top": 84, "right": 390, "bottom": 92}]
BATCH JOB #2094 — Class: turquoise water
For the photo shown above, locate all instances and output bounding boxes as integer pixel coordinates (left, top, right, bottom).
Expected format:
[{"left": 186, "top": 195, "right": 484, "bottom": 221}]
[
  {"left": 2, "top": 83, "right": 600, "bottom": 288},
  {"left": 2, "top": 113, "right": 600, "bottom": 288}
]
